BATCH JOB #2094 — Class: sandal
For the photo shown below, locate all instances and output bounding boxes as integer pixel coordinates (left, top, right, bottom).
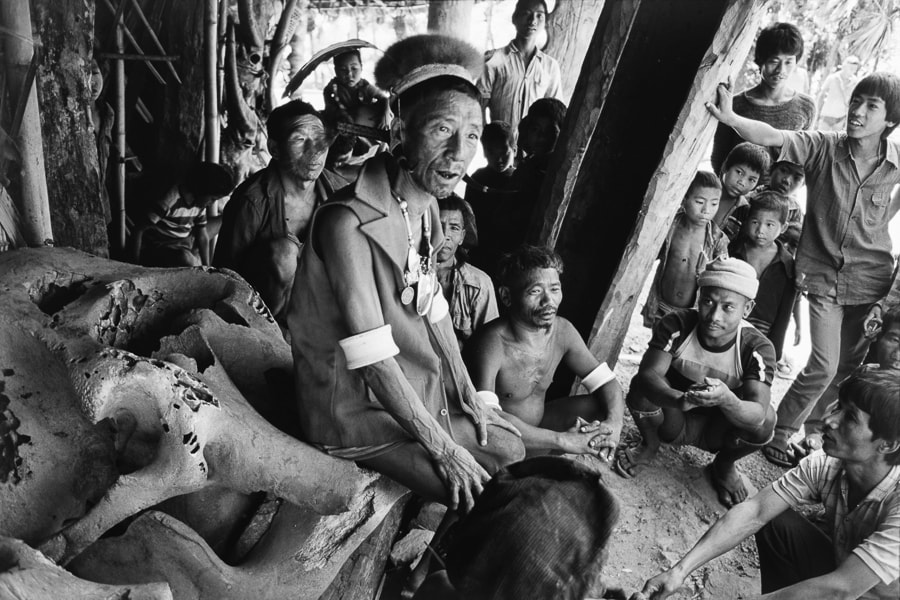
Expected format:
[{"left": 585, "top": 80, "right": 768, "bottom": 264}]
[
  {"left": 762, "top": 443, "right": 797, "bottom": 468},
  {"left": 613, "top": 443, "right": 654, "bottom": 479}
]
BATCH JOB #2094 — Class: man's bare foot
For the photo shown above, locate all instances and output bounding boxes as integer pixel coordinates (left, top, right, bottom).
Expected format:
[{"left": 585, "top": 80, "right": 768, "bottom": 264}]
[
  {"left": 613, "top": 442, "right": 658, "bottom": 479},
  {"left": 706, "top": 459, "right": 747, "bottom": 508}
]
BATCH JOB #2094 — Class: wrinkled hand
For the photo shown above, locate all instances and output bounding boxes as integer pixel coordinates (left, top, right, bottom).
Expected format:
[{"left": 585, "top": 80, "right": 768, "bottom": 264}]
[
  {"left": 433, "top": 443, "right": 491, "bottom": 514},
  {"left": 639, "top": 569, "right": 686, "bottom": 600},
  {"left": 863, "top": 305, "right": 883, "bottom": 340},
  {"left": 704, "top": 77, "right": 733, "bottom": 124},
  {"left": 684, "top": 377, "right": 729, "bottom": 408}
]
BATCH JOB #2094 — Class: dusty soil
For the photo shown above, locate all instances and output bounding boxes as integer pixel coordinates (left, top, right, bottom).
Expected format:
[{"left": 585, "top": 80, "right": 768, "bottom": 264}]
[{"left": 589, "top": 279, "right": 809, "bottom": 599}]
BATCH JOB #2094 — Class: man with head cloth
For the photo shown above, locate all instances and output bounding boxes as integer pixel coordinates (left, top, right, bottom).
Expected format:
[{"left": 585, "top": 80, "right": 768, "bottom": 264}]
[
  {"left": 287, "top": 34, "right": 525, "bottom": 514},
  {"left": 214, "top": 100, "right": 344, "bottom": 321}
]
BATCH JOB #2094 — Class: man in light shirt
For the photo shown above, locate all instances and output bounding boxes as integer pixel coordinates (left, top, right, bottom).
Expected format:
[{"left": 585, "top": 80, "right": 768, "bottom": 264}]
[
  {"left": 477, "top": 0, "right": 563, "bottom": 130},
  {"left": 637, "top": 369, "right": 900, "bottom": 599}
]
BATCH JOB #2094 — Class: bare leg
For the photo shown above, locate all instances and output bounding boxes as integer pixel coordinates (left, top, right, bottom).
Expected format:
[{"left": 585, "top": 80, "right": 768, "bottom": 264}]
[
  {"left": 614, "top": 386, "right": 678, "bottom": 478},
  {"left": 705, "top": 405, "right": 776, "bottom": 507}
]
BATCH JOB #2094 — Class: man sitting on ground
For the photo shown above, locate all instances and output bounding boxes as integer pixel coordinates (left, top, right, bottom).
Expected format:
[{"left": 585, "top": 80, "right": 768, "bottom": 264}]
[
  {"left": 214, "top": 100, "right": 344, "bottom": 321},
  {"left": 466, "top": 245, "right": 624, "bottom": 460},
  {"left": 637, "top": 369, "right": 900, "bottom": 599},
  {"left": 615, "top": 258, "right": 777, "bottom": 507}
]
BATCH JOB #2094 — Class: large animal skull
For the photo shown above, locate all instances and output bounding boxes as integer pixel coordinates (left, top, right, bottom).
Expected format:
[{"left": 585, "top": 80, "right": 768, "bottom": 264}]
[{"left": 0, "top": 248, "right": 406, "bottom": 598}]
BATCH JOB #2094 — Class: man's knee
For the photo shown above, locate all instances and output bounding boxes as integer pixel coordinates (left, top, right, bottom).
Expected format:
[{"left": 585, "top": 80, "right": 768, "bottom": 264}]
[
  {"left": 477, "top": 424, "right": 526, "bottom": 474},
  {"left": 625, "top": 385, "right": 658, "bottom": 412},
  {"left": 736, "top": 404, "right": 776, "bottom": 446}
]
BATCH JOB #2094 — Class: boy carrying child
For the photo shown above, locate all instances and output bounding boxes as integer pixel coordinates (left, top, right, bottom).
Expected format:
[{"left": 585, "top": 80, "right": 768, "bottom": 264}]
[
  {"left": 707, "top": 71, "right": 900, "bottom": 468},
  {"left": 642, "top": 170, "right": 729, "bottom": 328},
  {"left": 465, "top": 245, "right": 625, "bottom": 460},
  {"left": 729, "top": 191, "right": 798, "bottom": 362}
]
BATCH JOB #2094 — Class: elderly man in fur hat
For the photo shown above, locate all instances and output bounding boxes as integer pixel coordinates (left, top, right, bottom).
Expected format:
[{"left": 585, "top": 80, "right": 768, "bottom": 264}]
[{"left": 287, "top": 35, "right": 524, "bottom": 514}]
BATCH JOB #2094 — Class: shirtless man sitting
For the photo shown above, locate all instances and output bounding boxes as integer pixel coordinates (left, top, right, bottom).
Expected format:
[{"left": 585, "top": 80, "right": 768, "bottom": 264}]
[
  {"left": 466, "top": 245, "right": 625, "bottom": 460},
  {"left": 616, "top": 258, "right": 777, "bottom": 507}
]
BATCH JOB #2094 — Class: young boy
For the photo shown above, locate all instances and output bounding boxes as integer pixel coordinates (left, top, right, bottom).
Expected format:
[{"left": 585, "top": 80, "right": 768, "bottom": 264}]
[
  {"left": 322, "top": 49, "right": 387, "bottom": 121},
  {"left": 716, "top": 142, "right": 771, "bottom": 239},
  {"left": 131, "top": 162, "right": 234, "bottom": 267},
  {"left": 729, "top": 192, "right": 798, "bottom": 361},
  {"left": 741, "top": 159, "right": 806, "bottom": 229},
  {"left": 637, "top": 369, "right": 900, "bottom": 600},
  {"left": 642, "top": 170, "right": 729, "bottom": 328},
  {"left": 465, "top": 121, "right": 518, "bottom": 279},
  {"left": 708, "top": 71, "right": 900, "bottom": 468},
  {"left": 618, "top": 258, "right": 777, "bottom": 508},
  {"left": 465, "top": 245, "right": 625, "bottom": 460}
]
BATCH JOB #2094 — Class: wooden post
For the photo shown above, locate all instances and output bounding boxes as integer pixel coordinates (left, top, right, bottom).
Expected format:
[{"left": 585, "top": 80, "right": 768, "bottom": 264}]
[
  {"left": 545, "top": 0, "right": 604, "bottom": 102},
  {"left": 0, "top": 0, "right": 52, "bottom": 247},
  {"left": 532, "top": 0, "right": 772, "bottom": 376}
]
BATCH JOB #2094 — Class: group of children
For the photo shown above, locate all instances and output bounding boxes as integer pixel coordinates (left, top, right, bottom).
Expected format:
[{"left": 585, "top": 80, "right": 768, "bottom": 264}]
[{"left": 644, "top": 142, "right": 806, "bottom": 371}]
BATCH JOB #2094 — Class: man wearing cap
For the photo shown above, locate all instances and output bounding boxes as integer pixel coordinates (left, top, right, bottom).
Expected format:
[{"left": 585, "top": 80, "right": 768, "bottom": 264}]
[
  {"left": 287, "top": 34, "right": 524, "bottom": 515},
  {"left": 214, "top": 99, "right": 343, "bottom": 322},
  {"left": 615, "top": 258, "right": 777, "bottom": 507}
]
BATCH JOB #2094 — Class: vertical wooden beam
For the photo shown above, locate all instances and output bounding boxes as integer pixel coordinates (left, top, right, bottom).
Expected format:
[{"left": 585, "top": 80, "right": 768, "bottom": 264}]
[
  {"left": 1, "top": 0, "right": 52, "bottom": 247},
  {"left": 427, "top": 0, "right": 473, "bottom": 42},
  {"left": 545, "top": 0, "right": 604, "bottom": 101},
  {"left": 534, "top": 0, "right": 773, "bottom": 375}
]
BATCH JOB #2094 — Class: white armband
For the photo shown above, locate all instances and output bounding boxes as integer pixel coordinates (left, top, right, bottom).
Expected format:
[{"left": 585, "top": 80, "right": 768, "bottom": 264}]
[
  {"left": 476, "top": 390, "right": 501, "bottom": 410},
  {"left": 582, "top": 363, "right": 615, "bottom": 393},
  {"left": 338, "top": 325, "right": 400, "bottom": 370},
  {"left": 429, "top": 290, "right": 450, "bottom": 323}
]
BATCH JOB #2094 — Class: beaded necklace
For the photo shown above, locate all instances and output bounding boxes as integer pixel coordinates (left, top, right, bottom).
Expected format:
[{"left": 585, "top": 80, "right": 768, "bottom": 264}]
[{"left": 395, "top": 193, "right": 437, "bottom": 314}]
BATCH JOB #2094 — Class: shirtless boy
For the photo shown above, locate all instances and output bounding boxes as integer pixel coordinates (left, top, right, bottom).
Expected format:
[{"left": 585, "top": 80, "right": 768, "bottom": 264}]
[
  {"left": 618, "top": 258, "right": 777, "bottom": 507},
  {"left": 466, "top": 245, "right": 625, "bottom": 459},
  {"left": 642, "top": 170, "right": 729, "bottom": 327}
]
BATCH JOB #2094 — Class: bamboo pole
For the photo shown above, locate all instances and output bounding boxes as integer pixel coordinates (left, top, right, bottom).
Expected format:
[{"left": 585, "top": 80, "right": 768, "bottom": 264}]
[
  {"left": 205, "top": 0, "right": 219, "bottom": 164},
  {"left": 0, "top": 0, "right": 52, "bottom": 246},
  {"left": 115, "top": 21, "right": 127, "bottom": 254}
]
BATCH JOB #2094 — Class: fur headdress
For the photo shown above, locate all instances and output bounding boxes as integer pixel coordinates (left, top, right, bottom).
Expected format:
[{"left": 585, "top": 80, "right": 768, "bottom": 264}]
[{"left": 374, "top": 34, "right": 483, "bottom": 103}]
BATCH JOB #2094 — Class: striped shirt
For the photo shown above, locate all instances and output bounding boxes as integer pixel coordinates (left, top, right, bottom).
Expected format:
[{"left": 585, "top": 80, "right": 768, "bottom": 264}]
[
  {"left": 147, "top": 189, "right": 207, "bottom": 240},
  {"left": 772, "top": 452, "right": 900, "bottom": 599},
  {"left": 779, "top": 131, "right": 900, "bottom": 304},
  {"left": 648, "top": 309, "right": 775, "bottom": 394}
]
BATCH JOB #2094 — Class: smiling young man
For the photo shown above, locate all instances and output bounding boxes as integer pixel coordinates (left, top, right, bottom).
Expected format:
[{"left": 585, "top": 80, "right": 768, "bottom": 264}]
[
  {"left": 637, "top": 369, "right": 900, "bottom": 599},
  {"left": 477, "top": 0, "right": 563, "bottom": 130},
  {"left": 708, "top": 71, "right": 900, "bottom": 468},
  {"left": 616, "top": 258, "right": 777, "bottom": 508},
  {"left": 465, "top": 245, "right": 625, "bottom": 460},
  {"left": 710, "top": 22, "right": 816, "bottom": 175}
]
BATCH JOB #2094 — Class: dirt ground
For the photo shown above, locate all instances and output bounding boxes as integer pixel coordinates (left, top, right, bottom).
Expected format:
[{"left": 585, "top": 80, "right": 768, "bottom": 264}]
[{"left": 589, "top": 276, "right": 811, "bottom": 599}]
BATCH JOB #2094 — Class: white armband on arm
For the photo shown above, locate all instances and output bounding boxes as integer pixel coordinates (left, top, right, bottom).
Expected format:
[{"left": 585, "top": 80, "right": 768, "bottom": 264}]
[
  {"left": 429, "top": 290, "right": 450, "bottom": 323},
  {"left": 476, "top": 390, "right": 501, "bottom": 410},
  {"left": 338, "top": 325, "right": 400, "bottom": 370},
  {"left": 582, "top": 363, "right": 615, "bottom": 393}
]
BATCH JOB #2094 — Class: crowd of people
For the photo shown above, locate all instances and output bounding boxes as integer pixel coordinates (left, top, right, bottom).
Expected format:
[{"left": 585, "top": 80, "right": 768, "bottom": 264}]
[{"left": 117, "top": 3, "right": 900, "bottom": 598}]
